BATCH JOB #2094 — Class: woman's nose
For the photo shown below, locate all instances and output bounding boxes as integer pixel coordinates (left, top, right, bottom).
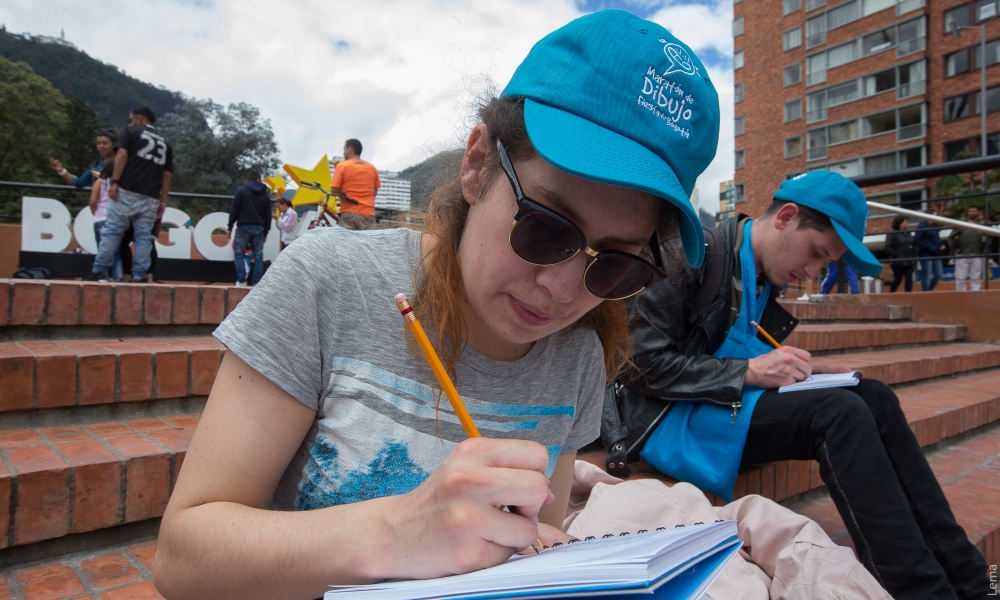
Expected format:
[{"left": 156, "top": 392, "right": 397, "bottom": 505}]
[{"left": 535, "top": 254, "right": 588, "bottom": 304}]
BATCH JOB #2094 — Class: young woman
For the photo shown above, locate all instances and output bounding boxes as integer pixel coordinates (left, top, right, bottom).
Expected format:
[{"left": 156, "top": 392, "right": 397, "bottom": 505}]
[
  {"left": 886, "top": 215, "right": 918, "bottom": 292},
  {"left": 50, "top": 130, "right": 117, "bottom": 188},
  {"left": 155, "top": 11, "right": 719, "bottom": 600},
  {"left": 88, "top": 160, "right": 126, "bottom": 280}
]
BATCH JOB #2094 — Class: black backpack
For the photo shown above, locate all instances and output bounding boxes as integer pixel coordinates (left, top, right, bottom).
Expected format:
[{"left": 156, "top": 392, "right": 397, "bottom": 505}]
[{"left": 13, "top": 267, "right": 52, "bottom": 280}]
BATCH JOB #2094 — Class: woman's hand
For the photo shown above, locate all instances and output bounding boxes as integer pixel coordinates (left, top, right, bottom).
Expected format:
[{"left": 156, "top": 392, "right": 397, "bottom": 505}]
[{"left": 379, "top": 437, "right": 552, "bottom": 581}]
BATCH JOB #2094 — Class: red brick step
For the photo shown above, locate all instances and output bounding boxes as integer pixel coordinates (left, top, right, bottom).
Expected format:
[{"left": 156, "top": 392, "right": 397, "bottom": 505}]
[
  {"left": 0, "top": 279, "right": 250, "bottom": 329},
  {"left": 0, "top": 540, "right": 160, "bottom": 599},
  {"left": 787, "top": 322, "right": 966, "bottom": 353},
  {"left": 780, "top": 301, "right": 913, "bottom": 322},
  {"left": 0, "top": 337, "right": 224, "bottom": 413},
  {"left": 820, "top": 343, "right": 1000, "bottom": 385},
  {"left": 0, "top": 415, "right": 198, "bottom": 550}
]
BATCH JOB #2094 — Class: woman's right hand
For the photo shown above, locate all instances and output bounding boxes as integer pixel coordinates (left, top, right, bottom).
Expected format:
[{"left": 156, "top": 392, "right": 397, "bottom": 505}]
[{"left": 378, "top": 437, "right": 552, "bottom": 581}]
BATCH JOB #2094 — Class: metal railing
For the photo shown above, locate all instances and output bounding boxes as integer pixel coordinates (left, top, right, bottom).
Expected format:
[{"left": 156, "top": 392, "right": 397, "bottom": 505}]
[
  {"left": 850, "top": 154, "right": 1000, "bottom": 289},
  {"left": 896, "top": 36, "right": 925, "bottom": 57},
  {"left": 897, "top": 122, "right": 925, "bottom": 141},
  {"left": 0, "top": 181, "right": 233, "bottom": 225},
  {"left": 897, "top": 80, "right": 926, "bottom": 99}
]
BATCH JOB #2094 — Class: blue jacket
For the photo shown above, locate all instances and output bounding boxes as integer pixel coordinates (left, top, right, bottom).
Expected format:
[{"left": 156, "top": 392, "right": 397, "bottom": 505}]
[
  {"left": 913, "top": 220, "right": 942, "bottom": 257},
  {"left": 69, "top": 158, "right": 104, "bottom": 189}
]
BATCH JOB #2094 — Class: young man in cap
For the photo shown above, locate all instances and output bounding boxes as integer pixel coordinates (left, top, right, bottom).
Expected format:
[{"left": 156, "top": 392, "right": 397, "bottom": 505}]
[{"left": 603, "top": 171, "right": 988, "bottom": 600}]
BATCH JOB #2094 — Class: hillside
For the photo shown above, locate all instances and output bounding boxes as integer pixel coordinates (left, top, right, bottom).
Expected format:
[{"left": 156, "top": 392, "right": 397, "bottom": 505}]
[
  {"left": 0, "top": 28, "right": 182, "bottom": 126},
  {"left": 398, "top": 148, "right": 463, "bottom": 210}
]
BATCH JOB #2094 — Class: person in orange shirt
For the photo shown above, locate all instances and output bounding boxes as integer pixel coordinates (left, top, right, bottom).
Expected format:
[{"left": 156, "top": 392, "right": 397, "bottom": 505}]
[{"left": 329, "top": 138, "right": 380, "bottom": 230}]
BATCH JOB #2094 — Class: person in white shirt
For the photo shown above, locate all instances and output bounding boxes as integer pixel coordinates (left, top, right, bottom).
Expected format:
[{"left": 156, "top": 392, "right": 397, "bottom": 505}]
[{"left": 273, "top": 196, "right": 299, "bottom": 249}]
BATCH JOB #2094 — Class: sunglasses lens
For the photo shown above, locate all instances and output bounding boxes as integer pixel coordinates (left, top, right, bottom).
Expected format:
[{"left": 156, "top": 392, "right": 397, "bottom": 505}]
[
  {"left": 585, "top": 254, "right": 655, "bottom": 299},
  {"left": 510, "top": 211, "right": 582, "bottom": 265}
]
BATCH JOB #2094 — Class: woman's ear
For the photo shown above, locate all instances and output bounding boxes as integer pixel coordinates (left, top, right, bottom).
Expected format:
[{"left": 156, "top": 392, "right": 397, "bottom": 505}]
[{"left": 460, "top": 124, "right": 491, "bottom": 206}]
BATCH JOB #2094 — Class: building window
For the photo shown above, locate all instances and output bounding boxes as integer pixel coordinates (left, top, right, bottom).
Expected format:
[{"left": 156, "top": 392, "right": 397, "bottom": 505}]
[
  {"left": 863, "top": 0, "right": 895, "bottom": 16},
  {"left": 828, "top": 79, "right": 859, "bottom": 105},
  {"left": 945, "top": 4, "right": 971, "bottom": 34},
  {"left": 896, "top": 17, "right": 926, "bottom": 56},
  {"left": 863, "top": 67, "right": 896, "bottom": 95},
  {"left": 734, "top": 16, "right": 745, "bottom": 36},
  {"left": 735, "top": 149, "right": 746, "bottom": 169},
  {"left": 827, "top": 40, "right": 859, "bottom": 69},
  {"left": 785, "top": 98, "right": 803, "bottom": 121},
  {"left": 808, "top": 128, "right": 828, "bottom": 160},
  {"left": 944, "top": 94, "right": 972, "bottom": 121},
  {"left": 863, "top": 28, "right": 896, "bottom": 55},
  {"left": 863, "top": 109, "right": 897, "bottom": 136},
  {"left": 735, "top": 115, "right": 746, "bottom": 135},
  {"left": 806, "top": 15, "right": 826, "bottom": 48},
  {"left": 974, "top": 85, "right": 1000, "bottom": 113},
  {"left": 734, "top": 49, "right": 745, "bottom": 69},
  {"left": 735, "top": 82, "right": 745, "bottom": 103},
  {"left": 827, "top": 1, "right": 860, "bottom": 29},
  {"left": 946, "top": 49, "right": 970, "bottom": 77},
  {"left": 977, "top": 0, "right": 998, "bottom": 21},
  {"left": 735, "top": 183, "right": 746, "bottom": 203},
  {"left": 784, "top": 63, "right": 802, "bottom": 86},
  {"left": 784, "top": 27, "right": 802, "bottom": 51},
  {"left": 806, "top": 0, "right": 826, "bottom": 11},
  {"left": 829, "top": 119, "right": 860, "bottom": 143},
  {"left": 945, "top": 139, "right": 972, "bottom": 160},
  {"left": 806, "top": 53, "right": 827, "bottom": 85},
  {"left": 785, "top": 136, "right": 803, "bottom": 158},
  {"left": 826, "top": 159, "right": 862, "bottom": 177},
  {"left": 807, "top": 60, "right": 924, "bottom": 122},
  {"left": 806, "top": 102, "right": 925, "bottom": 151},
  {"left": 973, "top": 39, "right": 1000, "bottom": 68},
  {"left": 784, "top": 0, "right": 802, "bottom": 15}
]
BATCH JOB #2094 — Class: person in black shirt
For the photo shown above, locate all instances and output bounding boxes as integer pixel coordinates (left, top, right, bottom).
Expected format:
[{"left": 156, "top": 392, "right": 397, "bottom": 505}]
[
  {"left": 228, "top": 171, "right": 272, "bottom": 286},
  {"left": 90, "top": 107, "right": 173, "bottom": 282}
]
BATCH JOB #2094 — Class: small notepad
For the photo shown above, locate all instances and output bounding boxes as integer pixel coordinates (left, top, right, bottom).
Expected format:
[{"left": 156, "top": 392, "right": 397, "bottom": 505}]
[
  {"left": 778, "top": 371, "right": 861, "bottom": 393},
  {"left": 324, "top": 522, "right": 741, "bottom": 600}
]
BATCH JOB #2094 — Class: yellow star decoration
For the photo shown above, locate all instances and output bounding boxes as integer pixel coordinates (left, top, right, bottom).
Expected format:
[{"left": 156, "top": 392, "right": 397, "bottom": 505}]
[
  {"left": 283, "top": 155, "right": 331, "bottom": 207},
  {"left": 264, "top": 174, "right": 286, "bottom": 194}
]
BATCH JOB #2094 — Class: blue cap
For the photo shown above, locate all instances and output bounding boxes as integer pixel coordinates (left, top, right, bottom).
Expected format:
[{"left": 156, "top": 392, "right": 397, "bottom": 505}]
[
  {"left": 773, "top": 171, "right": 883, "bottom": 276},
  {"left": 501, "top": 10, "right": 719, "bottom": 268}
]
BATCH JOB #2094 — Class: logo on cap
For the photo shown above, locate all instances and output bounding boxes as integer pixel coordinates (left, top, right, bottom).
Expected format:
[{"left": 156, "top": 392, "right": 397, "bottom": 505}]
[{"left": 660, "top": 40, "right": 699, "bottom": 77}]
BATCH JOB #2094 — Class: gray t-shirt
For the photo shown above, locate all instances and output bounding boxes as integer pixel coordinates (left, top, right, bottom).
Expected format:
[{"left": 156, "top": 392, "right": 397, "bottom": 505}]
[{"left": 214, "top": 226, "right": 605, "bottom": 511}]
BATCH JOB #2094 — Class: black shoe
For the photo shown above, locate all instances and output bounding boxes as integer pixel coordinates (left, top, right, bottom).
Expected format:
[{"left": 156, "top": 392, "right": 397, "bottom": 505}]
[{"left": 87, "top": 271, "right": 109, "bottom": 282}]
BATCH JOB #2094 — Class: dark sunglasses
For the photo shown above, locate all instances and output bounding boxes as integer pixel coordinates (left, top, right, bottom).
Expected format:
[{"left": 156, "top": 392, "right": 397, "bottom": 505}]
[{"left": 496, "top": 139, "right": 666, "bottom": 300}]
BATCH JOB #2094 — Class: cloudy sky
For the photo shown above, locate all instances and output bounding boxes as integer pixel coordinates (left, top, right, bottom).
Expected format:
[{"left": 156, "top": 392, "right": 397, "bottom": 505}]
[{"left": 0, "top": 0, "right": 734, "bottom": 213}]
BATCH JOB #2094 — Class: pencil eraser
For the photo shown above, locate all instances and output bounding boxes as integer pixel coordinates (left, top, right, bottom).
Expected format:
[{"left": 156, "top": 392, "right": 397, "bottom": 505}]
[{"left": 394, "top": 293, "right": 407, "bottom": 304}]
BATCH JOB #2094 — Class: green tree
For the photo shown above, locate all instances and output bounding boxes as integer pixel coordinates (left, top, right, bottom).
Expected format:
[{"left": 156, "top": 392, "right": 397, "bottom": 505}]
[
  {"left": 0, "top": 56, "right": 67, "bottom": 182},
  {"left": 59, "top": 96, "right": 106, "bottom": 177},
  {"left": 158, "top": 99, "right": 281, "bottom": 195}
]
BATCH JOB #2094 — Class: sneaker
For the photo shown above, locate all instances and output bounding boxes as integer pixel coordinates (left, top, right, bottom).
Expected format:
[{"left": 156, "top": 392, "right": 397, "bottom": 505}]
[
  {"left": 88, "top": 271, "right": 109, "bottom": 282},
  {"left": 235, "top": 281, "right": 247, "bottom": 287}
]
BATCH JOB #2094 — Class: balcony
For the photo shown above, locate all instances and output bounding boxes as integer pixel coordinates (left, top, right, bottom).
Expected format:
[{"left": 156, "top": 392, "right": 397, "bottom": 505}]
[
  {"left": 806, "top": 32, "right": 826, "bottom": 49},
  {"left": 897, "top": 122, "right": 926, "bottom": 142},
  {"left": 807, "top": 71, "right": 827, "bottom": 86},
  {"left": 807, "top": 108, "right": 828, "bottom": 124},
  {"left": 898, "top": 80, "right": 925, "bottom": 99},
  {"left": 808, "top": 146, "right": 828, "bottom": 161},
  {"left": 897, "top": 36, "right": 925, "bottom": 58}
]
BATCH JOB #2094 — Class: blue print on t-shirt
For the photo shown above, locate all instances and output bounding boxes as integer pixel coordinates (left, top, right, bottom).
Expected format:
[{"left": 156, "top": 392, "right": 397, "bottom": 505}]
[{"left": 296, "top": 435, "right": 430, "bottom": 511}]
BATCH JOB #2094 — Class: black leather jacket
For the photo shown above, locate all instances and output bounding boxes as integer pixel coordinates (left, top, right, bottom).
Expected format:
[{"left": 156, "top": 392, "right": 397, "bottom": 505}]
[{"left": 600, "top": 216, "right": 798, "bottom": 477}]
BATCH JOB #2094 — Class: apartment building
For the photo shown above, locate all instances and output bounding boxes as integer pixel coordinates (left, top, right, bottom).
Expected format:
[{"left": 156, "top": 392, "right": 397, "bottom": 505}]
[
  {"left": 718, "top": 180, "right": 737, "bottom": 223},
  {"left": 734, "top": 0, "right": 1000, "bottom": 233}
]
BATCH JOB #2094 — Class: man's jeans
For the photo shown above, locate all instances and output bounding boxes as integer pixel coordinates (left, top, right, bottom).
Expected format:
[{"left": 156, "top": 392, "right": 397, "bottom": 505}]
[
  {"left": 919, "top": 257, "right": 943, "bottom": 291},
  {"left": 233, "top": 224, "right": 265, "bottom": 285},
  {"left": 741, "top": 380, "right": 988, "bottom": 600},
  {"left": 93, "top": 189, "right": 158, "bottom": 280}
]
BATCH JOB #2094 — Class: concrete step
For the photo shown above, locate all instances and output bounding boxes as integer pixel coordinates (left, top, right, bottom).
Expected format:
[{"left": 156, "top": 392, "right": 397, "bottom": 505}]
[
  {"left": 780, "top": 301, "right": 913, "bottom": 322},
  {"left": 786, "top": 322, "right": 966, "bottom": 354},
  {"left": 0, "top": 540, "right": 159, "bottom": 599},
  {"left": 789, "top": 423, "right": 1000, "bottom": 568},
  {"left": 0, "top": 337, "right": 224, "bottom": 415},
  {"left": 578, "top": 367, "right": 1000, "bottom": 505},
  {"left": 0, "top": 415, "right": 198, "bottom": 550},
  {"left": 819, "top": 343, "right": 1000, "bottom": 385},
  {"left": 0, "top": 279, "right": 249, "bottom": 339}
]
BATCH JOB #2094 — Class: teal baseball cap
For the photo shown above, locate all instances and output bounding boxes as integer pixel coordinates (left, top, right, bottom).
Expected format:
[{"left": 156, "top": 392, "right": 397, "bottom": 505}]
[
  {"left": 773, "top": 171, "right": 883, "bottom": 276},
  {"left": 501, "top": 10, "right": 719, "bottom": 268}
]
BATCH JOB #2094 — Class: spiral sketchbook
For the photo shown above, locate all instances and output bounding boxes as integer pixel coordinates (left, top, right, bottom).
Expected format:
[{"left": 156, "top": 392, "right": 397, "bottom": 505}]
[
  {"left": 778, "top": 371, "right": 862, "bottom": 393},
  {"left": 324, "top": 521, "right": 741, "bottom": 600}
]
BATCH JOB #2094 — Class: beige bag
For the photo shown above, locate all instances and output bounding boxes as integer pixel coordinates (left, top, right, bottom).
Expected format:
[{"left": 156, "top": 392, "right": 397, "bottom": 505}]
[{"left": 564, "top": 461, "right": 890, "bottom": 600}]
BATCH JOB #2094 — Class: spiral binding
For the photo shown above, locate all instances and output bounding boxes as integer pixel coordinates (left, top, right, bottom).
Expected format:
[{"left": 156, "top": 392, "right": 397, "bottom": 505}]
[{"left": 544, "top": 522, "right": 724, "bottom": 549}]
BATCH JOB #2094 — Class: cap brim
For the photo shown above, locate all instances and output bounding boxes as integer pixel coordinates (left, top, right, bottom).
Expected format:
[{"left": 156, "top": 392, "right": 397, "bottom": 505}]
[
  {"left": 831, "top": 220, "right": 883, "bottom": 276},
  {"left": 522, "top": 99, "right": 705, "bottom": 268}
]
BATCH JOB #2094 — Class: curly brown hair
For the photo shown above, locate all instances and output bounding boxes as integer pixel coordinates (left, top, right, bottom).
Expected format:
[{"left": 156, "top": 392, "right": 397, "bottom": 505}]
[{"left": 413, "top": 96, "right": 682, "bottom": 386}]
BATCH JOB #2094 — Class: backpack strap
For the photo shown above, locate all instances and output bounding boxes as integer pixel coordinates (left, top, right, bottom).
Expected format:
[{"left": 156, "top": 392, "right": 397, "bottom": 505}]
[{"left": 688, "top": 226, "right": 726, "bottom": 326}]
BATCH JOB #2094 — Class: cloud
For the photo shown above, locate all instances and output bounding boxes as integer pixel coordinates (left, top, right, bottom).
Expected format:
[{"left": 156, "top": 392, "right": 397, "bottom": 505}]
[{"left": 0, "top": 0, "right": 734, "bottom": 211}]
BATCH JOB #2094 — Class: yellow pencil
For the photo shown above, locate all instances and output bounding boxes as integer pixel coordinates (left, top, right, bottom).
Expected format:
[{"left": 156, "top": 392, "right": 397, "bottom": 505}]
[
  {"left": 394, "top": 293, "right": 481, "bottom": 438},
  {"left": 394, "top": 293, "right": 542, "bottom": 554},
  {"left": 750, "top": 320, "right": 782, "bottom": 349}
]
